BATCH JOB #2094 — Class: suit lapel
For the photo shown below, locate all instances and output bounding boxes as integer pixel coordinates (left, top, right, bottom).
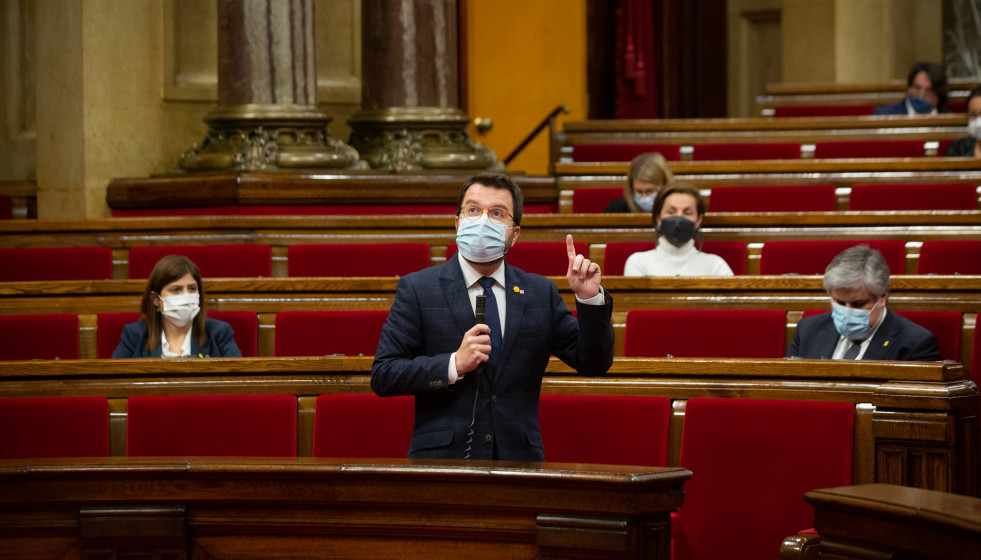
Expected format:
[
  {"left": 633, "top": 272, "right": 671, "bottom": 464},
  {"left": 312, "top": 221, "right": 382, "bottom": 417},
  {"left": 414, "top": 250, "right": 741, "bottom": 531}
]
[
  {"left": 439, "top": 259, "right": 478, "bottom": 336},
  {"left": 813, "top": 314, "right": 840, "bottom": 359},
  {"left": 496, "top": 265, "right": 526, "bottom": 375},
  {"left": 862, "top": 312, "right": 899, "bottom": 360}
]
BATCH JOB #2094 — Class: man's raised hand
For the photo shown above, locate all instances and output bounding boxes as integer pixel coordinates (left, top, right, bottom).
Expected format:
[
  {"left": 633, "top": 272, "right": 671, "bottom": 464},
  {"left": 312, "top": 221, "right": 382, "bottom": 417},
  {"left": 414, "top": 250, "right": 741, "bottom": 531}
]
[{"left": 565, "top": 234, "right": 601, "bottom": 299}]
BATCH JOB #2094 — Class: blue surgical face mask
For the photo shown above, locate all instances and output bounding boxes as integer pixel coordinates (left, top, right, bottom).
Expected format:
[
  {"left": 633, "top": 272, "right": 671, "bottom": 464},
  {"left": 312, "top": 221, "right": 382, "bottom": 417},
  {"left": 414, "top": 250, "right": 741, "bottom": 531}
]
[
  {"left": 831, "top": 299, "right": 880, "bottom": 340},
  {"left": 633, "top": 192, "right": 655, "bottom": 212},
  {"left": 456, "top": 213, "right": 511, "bottom": 263},
  {"left": 907, "top": 96, "right": 936, "bottom": 114}
]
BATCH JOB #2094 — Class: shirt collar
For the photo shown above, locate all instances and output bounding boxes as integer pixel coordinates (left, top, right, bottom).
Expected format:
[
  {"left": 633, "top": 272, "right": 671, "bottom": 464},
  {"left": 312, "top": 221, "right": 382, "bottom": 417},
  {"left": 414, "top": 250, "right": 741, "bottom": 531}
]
[{"left": 457, "top": 252, "right": 506, "bottom": 289}]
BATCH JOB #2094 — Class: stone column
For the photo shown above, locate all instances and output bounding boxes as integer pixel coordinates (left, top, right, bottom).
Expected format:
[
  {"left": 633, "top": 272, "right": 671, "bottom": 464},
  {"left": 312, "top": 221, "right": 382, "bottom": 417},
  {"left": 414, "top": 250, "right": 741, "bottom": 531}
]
[
  {"left": 348, "top": 0, "right": 499, "bottom": 171},
  {"left": 179, "top": 0, "right": 362, "bottom": 171}
]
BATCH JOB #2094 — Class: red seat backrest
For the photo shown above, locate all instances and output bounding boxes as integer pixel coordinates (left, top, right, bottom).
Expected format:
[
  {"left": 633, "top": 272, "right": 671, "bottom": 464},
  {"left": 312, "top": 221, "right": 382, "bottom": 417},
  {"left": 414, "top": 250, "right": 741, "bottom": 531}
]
[
  {"left": 709, "top": 184, "right": 838, "bottom": 212},
  {"left": 771, "top": 104, "right": 876, "bottom": 117},
  {"left": 97, "top": 311, "right": 259, "bottom": 358},
  {"left": 674, "top": 398, "right": 854, "bottom": 560},
  {"left": 0, "top": 247, "right": 113, "bottom": 281},
  {"left": 274, "top": 310, "right": 390, "bottom": 357},
  {"left": 813, "top": 140, "right": 927, "bottom": 158},
  {"left": 623, "top": 309, "right": 785, "bottom": 358},
  {"left": 918, "top": 240, "right": 981, "bottom": 275},
  {"left": 287, "top": 243, "right": 431, "bottom": 277},
  {"left": 447, "top": 242, "right": 589, "bottom": 276},
  {"left": 692, "top": 142, "right": 800, "bottom": 161},
  {"left": 892, "top": 310, "right": 962, "bottom": 362},
  {"left": 126, "top": 394, "right": 297, "bottom": 457},
  {"left": 128, "top": 245, "right": 272, "bottom": 278},
  {"left": 208, "top": 310, "right": 259, "bottom": 357},
  {"left": 603, "top": 241, "right": 747, "bottom": 276},
  {"left": 849, "top": 183, "right": 977, "bottom": 211},
  {"left": 572, "top": 188, "right": 624, "bottom": 213},
  {"left": 0, "top": 397, "right": 110, "bottom": 458},
  {"left": 571, "top": 144, "right": 682, "bottom": 162},
  {"left": 0, "top": 314, "right": 80, "bottom": 360},
  {"left": 97, "top": 312, "right": 140, "bottom": 359},
  {"left": 539, "top": 394, "right": 671, "bottom": 466},
  {"left": 312, "top": 394, "right": 414, "bottom": 458},
  {"left": 603, "top": 242, "right": 656, "bottom": 276},
  {"left": 759, "top": 240, "right": 907, "bottom": 275}
]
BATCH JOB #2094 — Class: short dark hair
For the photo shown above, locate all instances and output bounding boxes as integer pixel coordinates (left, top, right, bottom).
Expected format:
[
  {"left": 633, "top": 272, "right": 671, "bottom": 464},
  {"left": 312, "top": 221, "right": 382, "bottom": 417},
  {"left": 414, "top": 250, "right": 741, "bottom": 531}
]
[
  {"left": 650, "top": 182, "right": 705, "bottom": 226},
  {"left": 457, "top": 173, "right": 524, "bottom": 226},
  {"left": 907, "top": 61, "right": 949, "bottom": 111}
]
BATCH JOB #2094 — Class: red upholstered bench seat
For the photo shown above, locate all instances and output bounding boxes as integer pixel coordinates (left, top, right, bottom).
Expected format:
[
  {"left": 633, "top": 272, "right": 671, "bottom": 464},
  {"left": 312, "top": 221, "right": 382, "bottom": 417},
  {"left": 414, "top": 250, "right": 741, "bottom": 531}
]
[
  {"left": 127, "top": 394, "right": 297, "bottom": 457},
  {"left": 0, "top": 396, "right": 110, "bottom": 458}
]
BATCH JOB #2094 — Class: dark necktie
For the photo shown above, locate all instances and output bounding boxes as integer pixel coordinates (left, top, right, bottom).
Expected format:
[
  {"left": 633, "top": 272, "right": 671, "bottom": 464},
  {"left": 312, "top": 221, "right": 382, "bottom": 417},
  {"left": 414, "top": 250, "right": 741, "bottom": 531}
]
[
  {"left": 842, "top": 340, "right": 861, "bottom": 360},
  {"left": 477, "top": 276, "right": 502, "bottom": 374}
]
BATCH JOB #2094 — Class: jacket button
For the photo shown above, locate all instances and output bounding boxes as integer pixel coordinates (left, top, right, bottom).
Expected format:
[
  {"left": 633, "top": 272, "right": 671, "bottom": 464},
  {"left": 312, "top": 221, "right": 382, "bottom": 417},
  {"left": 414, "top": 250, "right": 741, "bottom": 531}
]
[
  {"left": 491, "top": 395, "right": 497, "bottom": 402},
  {"left": 484, "top": 434, "right": 493, "bottom": 442}
]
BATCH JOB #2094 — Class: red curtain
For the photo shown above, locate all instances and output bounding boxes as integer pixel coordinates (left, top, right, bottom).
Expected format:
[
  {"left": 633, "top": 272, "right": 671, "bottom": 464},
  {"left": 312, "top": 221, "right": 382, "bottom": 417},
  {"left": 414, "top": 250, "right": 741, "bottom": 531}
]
[{"left": 615, "top": 0, "right": 658, "bottom": 118}]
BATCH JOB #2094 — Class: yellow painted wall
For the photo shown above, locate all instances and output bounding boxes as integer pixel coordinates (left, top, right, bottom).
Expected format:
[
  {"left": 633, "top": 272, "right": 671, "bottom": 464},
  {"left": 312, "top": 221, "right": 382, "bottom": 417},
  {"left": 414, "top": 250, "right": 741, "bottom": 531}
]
[{"left": 464, "top": 0, "right": 587, "bottom": 176}]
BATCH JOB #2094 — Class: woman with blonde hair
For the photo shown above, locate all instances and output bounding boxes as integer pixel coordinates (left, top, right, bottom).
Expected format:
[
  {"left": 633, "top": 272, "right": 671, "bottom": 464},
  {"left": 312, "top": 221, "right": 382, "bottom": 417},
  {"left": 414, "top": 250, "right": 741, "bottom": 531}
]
[
  {"left": 112, "top": 254, "right": 241, "bottom": 358},
  {"left": 604, "top": 152, "right": 673, "bottom": 213}
]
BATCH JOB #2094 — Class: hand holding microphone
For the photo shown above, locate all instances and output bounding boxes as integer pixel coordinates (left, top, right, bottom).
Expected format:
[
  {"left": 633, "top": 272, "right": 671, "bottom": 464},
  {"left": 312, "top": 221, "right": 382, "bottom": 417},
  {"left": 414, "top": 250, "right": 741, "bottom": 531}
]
[{"left": 454, "top": 294, "right": 491, "bottom": 376}]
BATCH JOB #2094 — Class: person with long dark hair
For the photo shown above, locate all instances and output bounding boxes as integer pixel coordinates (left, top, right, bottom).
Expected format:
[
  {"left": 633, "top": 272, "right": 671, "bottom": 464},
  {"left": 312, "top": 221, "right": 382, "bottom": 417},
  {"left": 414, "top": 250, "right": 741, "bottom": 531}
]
[{"left": 112, "top": 254, "right": 241, "bottom": 358}]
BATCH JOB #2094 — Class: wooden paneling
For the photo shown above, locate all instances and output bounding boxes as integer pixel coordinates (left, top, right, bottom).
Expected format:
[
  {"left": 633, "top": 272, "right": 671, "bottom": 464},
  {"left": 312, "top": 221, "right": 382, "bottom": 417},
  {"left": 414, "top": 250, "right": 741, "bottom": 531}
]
[{"left": 0, "top": 456, "right": 689, "bottom": 560}]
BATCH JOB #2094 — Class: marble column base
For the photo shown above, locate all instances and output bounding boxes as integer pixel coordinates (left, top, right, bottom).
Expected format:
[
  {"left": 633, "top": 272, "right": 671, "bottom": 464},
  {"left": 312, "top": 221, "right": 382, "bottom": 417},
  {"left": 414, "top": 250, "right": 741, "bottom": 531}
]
[
  {"left": 178, "top": 104, "right": 365, "bottom": 171},
  {"left": 348, "top": 107, "right": 502, "bottom": 171}
]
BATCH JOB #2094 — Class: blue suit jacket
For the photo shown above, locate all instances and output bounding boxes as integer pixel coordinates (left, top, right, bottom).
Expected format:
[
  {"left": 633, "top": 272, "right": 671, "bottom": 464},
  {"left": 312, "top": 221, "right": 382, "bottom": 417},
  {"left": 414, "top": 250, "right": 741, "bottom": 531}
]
[
  {"left": 786, "top": 310, "right": 940, "bottom": 361},
  {"left": 873, "top": 100, "right": 951, "bottom": 115},
  {"left": 111, "top": 317, "right": 242, "bottom": 358},
  {"left": 370, "top": 258, "right": 614, "bottom": 461}
]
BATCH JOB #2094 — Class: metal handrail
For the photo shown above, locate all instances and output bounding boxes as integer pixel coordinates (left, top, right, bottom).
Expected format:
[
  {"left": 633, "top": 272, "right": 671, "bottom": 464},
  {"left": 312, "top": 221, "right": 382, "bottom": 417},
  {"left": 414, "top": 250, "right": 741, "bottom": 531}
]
[{"left": 503, "top": 104, "right": 570, "bottom": 167}]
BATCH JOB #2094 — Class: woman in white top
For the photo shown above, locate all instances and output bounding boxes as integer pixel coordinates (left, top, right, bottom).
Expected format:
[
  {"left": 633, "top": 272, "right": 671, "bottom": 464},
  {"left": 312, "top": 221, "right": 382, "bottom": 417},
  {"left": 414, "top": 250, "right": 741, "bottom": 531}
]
[{"left": 623, "top": 183, "right": 734, "bottom": 277}]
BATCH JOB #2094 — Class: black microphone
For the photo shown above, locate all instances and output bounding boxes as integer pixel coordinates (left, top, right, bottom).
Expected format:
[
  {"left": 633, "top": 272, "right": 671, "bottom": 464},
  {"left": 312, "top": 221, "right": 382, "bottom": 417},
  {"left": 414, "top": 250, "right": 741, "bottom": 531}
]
[{"left": 473, "top": 294, "right": 486, "bottom": 379}]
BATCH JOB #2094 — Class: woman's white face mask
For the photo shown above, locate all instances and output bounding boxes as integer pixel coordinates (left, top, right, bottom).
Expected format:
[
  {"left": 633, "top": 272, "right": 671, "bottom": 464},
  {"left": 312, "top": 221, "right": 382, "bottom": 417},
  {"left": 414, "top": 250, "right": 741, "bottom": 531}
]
[
  {"left": 968, "top": 117, "right": 981, "bottom": 140},
  {"left": 160, "top": 293, "right": 200, "bottom": 327}
]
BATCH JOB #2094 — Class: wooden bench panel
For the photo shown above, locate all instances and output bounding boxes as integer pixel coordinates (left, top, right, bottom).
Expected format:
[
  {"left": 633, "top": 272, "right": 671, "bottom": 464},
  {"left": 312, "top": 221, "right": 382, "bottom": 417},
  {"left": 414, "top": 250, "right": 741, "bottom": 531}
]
[
  {"left": 0, "top": 357, "right": 975, "bottom": 497},
  {"left": 1, "top": 277, "right": 978, "bottom": 367}
]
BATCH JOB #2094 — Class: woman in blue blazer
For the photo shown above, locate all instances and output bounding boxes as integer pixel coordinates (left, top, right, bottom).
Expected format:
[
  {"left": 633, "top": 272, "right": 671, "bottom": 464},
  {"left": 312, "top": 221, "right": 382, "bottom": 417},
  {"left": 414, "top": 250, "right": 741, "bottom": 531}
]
[{"left": 112, "top": 255, "right": 241, "bottom": 358}]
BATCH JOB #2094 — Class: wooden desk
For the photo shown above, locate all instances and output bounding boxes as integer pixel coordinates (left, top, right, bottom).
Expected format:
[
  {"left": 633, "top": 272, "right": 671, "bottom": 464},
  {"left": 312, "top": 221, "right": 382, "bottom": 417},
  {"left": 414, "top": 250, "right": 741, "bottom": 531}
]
[
  {"left": 0, "top": 456, "right": 691, "bottom": 560},
  {"left": 0, "top": 357, "right": 976, "bottom": 496},
  {"left": 781, "top": 483, "right": 981, "bottom": 559}
]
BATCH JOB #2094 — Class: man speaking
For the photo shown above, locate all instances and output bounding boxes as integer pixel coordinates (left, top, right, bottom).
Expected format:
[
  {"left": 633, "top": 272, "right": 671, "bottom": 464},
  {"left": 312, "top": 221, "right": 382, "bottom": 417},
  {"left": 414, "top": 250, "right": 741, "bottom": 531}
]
[{"left": 371, "top": 173, "right": 614, "bottom": 461}]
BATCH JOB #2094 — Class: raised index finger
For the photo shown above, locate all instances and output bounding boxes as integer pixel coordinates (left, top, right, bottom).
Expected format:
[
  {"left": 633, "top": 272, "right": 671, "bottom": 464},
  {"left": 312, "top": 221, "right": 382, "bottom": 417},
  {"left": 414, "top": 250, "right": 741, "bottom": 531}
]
[{"left": 566, "top": 234, "right": 577, "bottom": 260}]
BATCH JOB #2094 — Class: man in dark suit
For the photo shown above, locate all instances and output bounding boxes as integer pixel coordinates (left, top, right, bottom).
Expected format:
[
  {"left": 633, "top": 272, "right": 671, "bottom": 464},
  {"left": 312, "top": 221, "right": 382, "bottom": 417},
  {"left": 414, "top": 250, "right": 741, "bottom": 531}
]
[
  {"left": 371, "top": 173, "right": 614, "bottom": 461},
  {"left": 786, "top": 245, "right": 940, "bottom": 361},
  {"left": 873, "top": 61, "right": 950, "bottom": 115}
]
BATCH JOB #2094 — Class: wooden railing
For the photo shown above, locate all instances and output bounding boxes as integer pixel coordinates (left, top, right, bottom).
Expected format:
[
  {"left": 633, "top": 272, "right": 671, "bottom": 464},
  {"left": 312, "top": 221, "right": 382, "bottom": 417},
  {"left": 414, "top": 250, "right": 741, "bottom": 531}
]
[
  {"left": 0, "top": 455, "right": 690, "bottom": 560},
  {"left": 4, "top": 212, "right": 981, "bottom": 276},
  {"left": 0, "top": 356, "right": 976, "bottom": 496},
  {"left": 781, "top": 483, "right": 981, "bottom": 559},
  {"left": 2, "top": 276, "right": 979, "bottom": 364}
]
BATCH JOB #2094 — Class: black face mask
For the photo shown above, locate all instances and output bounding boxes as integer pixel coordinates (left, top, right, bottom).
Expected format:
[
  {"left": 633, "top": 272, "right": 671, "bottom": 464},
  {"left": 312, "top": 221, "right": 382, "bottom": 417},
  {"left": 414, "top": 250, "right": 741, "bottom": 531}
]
[{"left": 656, "top": 216, "right": 696, "bottom": 247}]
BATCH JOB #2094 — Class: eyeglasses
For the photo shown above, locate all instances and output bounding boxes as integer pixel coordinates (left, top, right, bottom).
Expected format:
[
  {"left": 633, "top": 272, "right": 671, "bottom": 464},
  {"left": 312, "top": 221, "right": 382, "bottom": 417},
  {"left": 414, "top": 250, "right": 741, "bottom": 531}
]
[{"left": 459, "top": 205, "right": 514, "bottom": 226}]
